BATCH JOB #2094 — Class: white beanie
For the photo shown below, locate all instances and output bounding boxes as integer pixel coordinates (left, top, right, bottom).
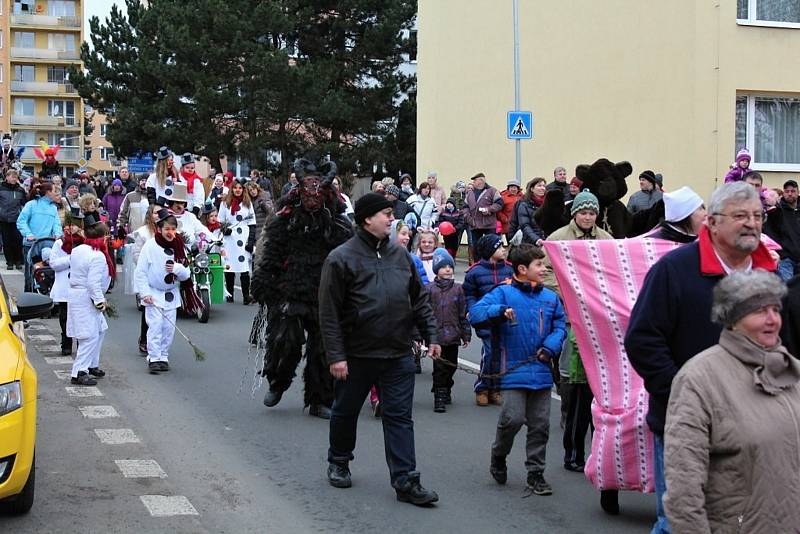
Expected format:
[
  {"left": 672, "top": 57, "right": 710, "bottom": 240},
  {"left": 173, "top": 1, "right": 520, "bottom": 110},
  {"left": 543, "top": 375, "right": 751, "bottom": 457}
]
[{"left": 664, "top": 186, "right": 704, "bottom": 222}]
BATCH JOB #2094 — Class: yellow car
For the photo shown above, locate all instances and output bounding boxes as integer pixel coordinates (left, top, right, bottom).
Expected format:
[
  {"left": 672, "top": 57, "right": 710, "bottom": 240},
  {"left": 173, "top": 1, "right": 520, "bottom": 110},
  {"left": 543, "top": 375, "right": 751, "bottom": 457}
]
[{"left": 0, "top": 277, "right": 52, "bottom": 515}]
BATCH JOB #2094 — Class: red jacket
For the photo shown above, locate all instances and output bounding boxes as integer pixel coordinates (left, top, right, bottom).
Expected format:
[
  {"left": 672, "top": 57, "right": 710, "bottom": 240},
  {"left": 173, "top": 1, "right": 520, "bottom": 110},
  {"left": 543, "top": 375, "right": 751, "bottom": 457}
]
[{"left": 498, "top": 189, "right": 523, "bottom": 234}]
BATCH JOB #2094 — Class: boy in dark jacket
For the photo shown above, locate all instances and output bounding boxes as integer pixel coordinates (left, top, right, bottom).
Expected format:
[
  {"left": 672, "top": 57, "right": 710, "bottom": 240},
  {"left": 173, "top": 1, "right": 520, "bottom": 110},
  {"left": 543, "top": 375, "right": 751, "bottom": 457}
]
[
  {"left": 438, "top": 198, "right": 465, "bottom": 259},
  {"left": 463, "top": 234, "right": 514, "bottom": 406},
  {"left": 470, "top": 244, "right": 566, "bottom": 496},
  {"left": 429, "top": 251, "right": 471, "bottom": 412}
]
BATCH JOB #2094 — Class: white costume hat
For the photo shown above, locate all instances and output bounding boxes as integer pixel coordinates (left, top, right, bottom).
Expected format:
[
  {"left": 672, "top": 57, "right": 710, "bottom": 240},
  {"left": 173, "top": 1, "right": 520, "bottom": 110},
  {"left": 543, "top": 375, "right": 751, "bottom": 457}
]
[{"left": 664, "top": 186, "right": 703, "bottom": 222}]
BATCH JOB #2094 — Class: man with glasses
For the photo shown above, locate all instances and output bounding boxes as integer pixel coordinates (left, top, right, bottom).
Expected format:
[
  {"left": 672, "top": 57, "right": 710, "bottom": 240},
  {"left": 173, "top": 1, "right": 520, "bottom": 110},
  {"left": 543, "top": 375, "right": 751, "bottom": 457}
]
[{"left": 625, "top": 182, "right": 776, "bottom": 532}]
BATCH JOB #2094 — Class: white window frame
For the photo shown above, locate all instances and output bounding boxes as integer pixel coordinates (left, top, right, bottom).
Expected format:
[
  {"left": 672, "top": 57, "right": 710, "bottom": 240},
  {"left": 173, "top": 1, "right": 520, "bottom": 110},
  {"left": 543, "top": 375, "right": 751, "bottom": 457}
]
[
  {"left": 100, "top": 147, "right": 108, "bottom": 161},
  {"left": 0, "top": 98, "right": 4, "bottom": 118},
  {"left": 100, "top": 124, "right": 107, "bottom": 137},
  {"left": 738, "top": 93, "right": 800, "bottom": 172},
  {"left": 737, "top": 0, "right": 800, "bottom": 28}
]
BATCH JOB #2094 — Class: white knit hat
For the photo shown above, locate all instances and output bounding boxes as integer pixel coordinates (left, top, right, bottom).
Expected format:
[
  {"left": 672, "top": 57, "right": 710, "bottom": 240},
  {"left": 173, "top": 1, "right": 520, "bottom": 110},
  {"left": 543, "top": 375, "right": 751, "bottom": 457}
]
[{"left": 664, "top": 186, "right": 703, "bottom": 222}]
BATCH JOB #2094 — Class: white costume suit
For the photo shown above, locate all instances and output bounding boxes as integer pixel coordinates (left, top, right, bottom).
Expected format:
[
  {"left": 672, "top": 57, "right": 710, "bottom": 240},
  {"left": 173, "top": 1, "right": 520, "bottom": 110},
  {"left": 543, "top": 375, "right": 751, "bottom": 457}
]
[
  {"left": 218, "top": 202, "right": 254, "bottom": 273},
  {"left": 174, "top": 211, "right": 211, "bottom": 248},
  {"left": 67, "top": 244, "right": 111, "bottom": 378},
  {"left": 48, "top": 239, "right": 71, "bottom": 304},
  {"left": 134, "top": 237, "right": 190, "bottom": 363},
  {"left": 146, "top": 171, "right": 181, "bottom": 204}
]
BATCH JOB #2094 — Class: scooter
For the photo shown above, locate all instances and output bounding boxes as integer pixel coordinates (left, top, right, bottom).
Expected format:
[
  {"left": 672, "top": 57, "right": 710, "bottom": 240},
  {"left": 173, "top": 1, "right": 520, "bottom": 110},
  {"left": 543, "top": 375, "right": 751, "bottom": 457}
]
[{"left": 191, "top": 237, "right": 223, "bottom": 323}]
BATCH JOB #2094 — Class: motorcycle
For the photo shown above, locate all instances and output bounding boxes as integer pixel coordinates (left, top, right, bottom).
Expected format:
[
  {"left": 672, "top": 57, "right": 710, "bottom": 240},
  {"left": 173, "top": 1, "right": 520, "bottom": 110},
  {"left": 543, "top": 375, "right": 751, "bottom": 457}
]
[{"left": 190, "top": 236, "right": 223, "bottom": 323}]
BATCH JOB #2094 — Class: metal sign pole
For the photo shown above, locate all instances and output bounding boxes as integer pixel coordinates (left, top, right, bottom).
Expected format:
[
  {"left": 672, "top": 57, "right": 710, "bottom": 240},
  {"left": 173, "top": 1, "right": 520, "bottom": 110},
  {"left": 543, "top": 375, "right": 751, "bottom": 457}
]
[{"left": 513, "top": 0, "right": 521, "bottom": 184}]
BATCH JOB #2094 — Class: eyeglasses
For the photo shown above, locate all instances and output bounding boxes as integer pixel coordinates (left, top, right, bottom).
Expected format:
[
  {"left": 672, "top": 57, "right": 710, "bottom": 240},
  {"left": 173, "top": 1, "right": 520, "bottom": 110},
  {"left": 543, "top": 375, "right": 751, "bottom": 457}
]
[{"left": 713, "top": 211, "right": 765, "bottom": 224}]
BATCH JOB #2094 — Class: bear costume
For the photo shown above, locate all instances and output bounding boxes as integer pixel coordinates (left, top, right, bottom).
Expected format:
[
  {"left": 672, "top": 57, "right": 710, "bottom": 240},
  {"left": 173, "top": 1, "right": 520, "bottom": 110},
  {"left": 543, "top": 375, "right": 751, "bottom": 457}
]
[{"left": 574, "top": 158, "right": 632, "bottom": 239}]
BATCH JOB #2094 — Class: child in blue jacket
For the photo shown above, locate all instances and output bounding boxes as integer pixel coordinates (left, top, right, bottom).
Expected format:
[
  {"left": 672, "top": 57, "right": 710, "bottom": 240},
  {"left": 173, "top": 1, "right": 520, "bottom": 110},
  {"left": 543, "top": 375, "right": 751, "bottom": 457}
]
[
  {"left": 470, "top": 243, "right": 566, "bottom": 496},
  {"left": 463, "top": 234, "right": 513, "bottom": 405}
]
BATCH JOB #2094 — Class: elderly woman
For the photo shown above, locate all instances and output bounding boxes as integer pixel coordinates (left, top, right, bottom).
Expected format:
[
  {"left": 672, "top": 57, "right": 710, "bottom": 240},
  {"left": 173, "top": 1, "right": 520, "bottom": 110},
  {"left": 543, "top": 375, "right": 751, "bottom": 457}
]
[{"left": 664, "top": 269, "right": 800, "bottom": 533}]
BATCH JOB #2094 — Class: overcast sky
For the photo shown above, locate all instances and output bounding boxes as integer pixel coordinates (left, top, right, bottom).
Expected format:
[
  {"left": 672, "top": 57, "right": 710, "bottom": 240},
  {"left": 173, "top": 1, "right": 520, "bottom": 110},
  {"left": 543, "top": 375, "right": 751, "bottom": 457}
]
[{"left": 84, "top": 0, "right": 127, "bottom": 36}]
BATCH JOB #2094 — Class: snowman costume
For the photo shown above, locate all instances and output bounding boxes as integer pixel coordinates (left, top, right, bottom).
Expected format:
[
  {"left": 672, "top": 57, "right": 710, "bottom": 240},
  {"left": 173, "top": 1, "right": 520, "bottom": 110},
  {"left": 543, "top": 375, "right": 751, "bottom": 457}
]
[
  {"left": 67, "top": 240, "right": 112, "bottom": 380},
  {"left": 134, "top": 232, "right": 191, "bottom": 366},
  {"left": 49, "top": 237, "right": 73, "bottom": 353},
  {"left": 219, "top": 185, "right": 256, "bottom": 304},
  {"left": 146, "top": 146, "right": 180, "bottom": 205}
]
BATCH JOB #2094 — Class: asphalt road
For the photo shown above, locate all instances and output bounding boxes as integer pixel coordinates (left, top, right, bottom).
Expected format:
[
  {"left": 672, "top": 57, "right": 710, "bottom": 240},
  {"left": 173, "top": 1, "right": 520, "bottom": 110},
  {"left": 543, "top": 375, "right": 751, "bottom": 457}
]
[{"left": 0, "top": 264, "right": 656, "bottom": 533}]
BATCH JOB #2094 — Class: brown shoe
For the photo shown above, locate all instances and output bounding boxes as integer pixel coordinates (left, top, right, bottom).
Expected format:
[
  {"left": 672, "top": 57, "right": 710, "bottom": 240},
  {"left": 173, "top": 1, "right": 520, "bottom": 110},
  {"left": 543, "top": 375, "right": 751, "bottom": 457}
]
[
  {"left": 475, "top": 390, "right": 489, "bottom": 406},
  {"left": 489, "top": 391, "right": 503, "bottom": 405}
]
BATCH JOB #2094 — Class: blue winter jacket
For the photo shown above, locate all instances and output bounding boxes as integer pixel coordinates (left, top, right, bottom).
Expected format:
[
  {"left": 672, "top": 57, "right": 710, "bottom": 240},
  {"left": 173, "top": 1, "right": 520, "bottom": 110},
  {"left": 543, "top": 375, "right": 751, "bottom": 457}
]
[
  {"left": 463, "top": 259, "right": 514, "bottom": 337},
  {"left": 410, "top": 253, "right": 430, "bottom": 285},
  {"left": 16, "top": 196, "right": 62, "bottom": 240},
  {"left": 470, "top": 279, "right": 566, "bottom": 391}
]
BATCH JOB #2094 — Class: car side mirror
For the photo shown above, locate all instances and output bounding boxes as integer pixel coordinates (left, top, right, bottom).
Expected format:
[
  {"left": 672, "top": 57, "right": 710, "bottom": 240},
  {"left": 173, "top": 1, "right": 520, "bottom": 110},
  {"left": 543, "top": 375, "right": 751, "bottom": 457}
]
[{"left": 10, "top": 293, "right": 53, "bottom": 323}]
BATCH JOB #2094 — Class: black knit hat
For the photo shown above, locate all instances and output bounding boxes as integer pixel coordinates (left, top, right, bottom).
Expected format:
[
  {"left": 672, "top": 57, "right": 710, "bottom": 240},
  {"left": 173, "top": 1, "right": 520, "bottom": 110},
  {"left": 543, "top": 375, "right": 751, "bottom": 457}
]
[
  {"left": 354, "top": 193, "right": 393, "bottom": 225},
  {"left": 476, "top": 234, "right": 503, "bottom": 260},
  {"left": 639, "top": 170, "right": 657, "bottom": 185}
]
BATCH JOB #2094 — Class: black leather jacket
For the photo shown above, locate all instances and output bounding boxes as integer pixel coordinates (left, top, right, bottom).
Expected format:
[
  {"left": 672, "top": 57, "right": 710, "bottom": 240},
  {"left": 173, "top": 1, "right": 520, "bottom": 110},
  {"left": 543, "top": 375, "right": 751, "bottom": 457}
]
[{"left": 319, "top": 227, "right": 438, "bottom": 364}]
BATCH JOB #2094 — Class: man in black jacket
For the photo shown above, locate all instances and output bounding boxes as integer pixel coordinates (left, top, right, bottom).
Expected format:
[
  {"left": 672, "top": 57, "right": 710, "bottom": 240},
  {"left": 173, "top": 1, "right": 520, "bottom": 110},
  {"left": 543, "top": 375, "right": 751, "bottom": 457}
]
[
  {"left": 319, "top": 192, "right": 441, "bottom": 506},
  {"left": 0, "top": 169, "right": 26, "bottom": 269}
]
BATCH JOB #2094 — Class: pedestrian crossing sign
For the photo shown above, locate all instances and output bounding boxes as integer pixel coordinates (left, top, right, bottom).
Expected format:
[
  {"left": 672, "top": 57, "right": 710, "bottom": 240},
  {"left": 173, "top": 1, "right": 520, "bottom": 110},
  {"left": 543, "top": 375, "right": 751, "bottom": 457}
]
[{"left": 507, "top": 111, "right": 533, "bottom": 140}]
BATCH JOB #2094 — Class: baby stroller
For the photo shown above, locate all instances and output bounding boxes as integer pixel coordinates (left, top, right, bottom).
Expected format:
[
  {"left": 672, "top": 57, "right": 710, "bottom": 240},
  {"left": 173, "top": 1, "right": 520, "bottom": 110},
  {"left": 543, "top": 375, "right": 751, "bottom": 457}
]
[{"left": 26, "top": 237, "right": 56, "bottom": 296}]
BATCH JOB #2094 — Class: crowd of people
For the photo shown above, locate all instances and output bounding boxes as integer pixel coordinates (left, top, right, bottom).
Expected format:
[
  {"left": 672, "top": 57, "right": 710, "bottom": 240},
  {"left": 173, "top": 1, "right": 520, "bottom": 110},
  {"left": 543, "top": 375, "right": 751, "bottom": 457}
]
[{"left": 3, "top": 141, "right": 800, "bottom": 528}]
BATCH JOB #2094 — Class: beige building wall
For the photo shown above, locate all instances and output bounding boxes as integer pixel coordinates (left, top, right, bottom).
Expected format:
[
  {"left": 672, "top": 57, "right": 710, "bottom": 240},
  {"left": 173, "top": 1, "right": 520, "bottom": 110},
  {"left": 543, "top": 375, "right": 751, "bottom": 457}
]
[
  {"left": 418, "top": 1, "right": 800, "bottom": 202},
  {"left": 86, "top": 110, "right": 116, "bottom": 176}
]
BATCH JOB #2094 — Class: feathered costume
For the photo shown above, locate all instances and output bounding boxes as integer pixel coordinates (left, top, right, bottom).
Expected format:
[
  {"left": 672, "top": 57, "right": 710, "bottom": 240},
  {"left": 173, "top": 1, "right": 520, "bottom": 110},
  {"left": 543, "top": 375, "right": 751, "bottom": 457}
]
[
  {"left": 250, "top": 159, "right": 354, "bottom": 414},
  {"left": 34, "top": 142, "right": 61, "bottom": 178}
]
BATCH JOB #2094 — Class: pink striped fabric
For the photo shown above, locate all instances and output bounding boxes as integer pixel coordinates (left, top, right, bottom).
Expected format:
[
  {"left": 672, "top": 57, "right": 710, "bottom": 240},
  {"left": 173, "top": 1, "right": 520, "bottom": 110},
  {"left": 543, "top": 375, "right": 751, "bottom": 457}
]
[{"left": 543, "top": 238, "right": 681, "bottom": 492}]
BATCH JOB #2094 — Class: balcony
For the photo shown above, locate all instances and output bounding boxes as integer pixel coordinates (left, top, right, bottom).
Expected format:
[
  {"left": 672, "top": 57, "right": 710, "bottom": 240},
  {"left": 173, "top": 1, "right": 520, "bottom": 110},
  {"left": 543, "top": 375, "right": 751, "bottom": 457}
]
[
  {"left": 20, "top": 146, "right": 80, "bottom": 162},
  {"left": 10, "top": 81, "right": 77, "bottom": 94},
  {"left": 10, "top": 47, "right": 80, "bottom": 61},
  {"left": 11, "top": 115, "right": 77, "bottom": 127},
  {"left": 10, "top": 14, "right": 81, "bottom": 29}
]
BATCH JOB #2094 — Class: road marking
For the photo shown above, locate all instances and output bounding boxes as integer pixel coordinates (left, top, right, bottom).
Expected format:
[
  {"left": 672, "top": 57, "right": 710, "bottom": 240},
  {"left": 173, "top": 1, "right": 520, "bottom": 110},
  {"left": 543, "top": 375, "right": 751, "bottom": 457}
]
[
  {"left": 53, "top": 369, "right": 71, "bottom": 380},
  {"left": 79, "top": 405, "right": 119, "bottom": 418},
  {"left": 115, "top": 459, "right": 167, "bottom": 478},
  {"left": 44, "top": 356, "right": 74, "bottom": 365},
  {"left": 457, "top": 358, "right": 561, "bottom": 401},
  {"left": 29, "top": 334, "right": 58, "bottom": 342},
  {"left": 65, "top": 386, "right": 103, "bottom": 397},
  {"left": 140, "top": 495, "right": 199, "bottom": 517},
  {"left": 95, "top": 429, "right": 141, "bottom": 444}
]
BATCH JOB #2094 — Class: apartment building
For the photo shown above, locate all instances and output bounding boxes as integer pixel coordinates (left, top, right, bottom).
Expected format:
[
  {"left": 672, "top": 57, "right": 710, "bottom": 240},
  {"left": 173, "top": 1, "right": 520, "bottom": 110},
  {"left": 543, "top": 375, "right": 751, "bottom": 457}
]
[
  {"left": 85, "top": 108, "right": 117, "bottom": 178},
  {"left": 417, "top": 1, "right": 800, "bottom": 200},
  {"left": 3, "top": 0, "right": 84, "bottom": 177}
]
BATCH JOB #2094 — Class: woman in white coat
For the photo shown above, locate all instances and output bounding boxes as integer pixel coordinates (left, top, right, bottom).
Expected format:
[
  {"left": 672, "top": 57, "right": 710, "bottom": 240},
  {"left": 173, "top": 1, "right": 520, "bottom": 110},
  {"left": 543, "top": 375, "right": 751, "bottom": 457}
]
[
  {"left": 48, "top": 208, "right": 84, "bottom": 356},
  {"left": 218, "top": 179, "right": 256, "bottom": 305},
  {"left": 134, "top": 210, "right": 191, "bottom": 374},
  {"left": 407, "top": 182, "right": 439, "bottom": 229},
  {"left": 145, "top": 147, "right": 179, "bottom": 205},
  {"left": 67, "top": 215, "right": 114, "bottom": 386}
]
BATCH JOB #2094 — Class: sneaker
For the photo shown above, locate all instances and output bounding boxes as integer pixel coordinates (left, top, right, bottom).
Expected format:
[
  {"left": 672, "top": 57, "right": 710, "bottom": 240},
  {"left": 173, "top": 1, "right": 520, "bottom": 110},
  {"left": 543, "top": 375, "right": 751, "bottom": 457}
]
[
  {"left": 475, "top": 390, "right": 489, "bottom": 406},
  {"left": 70, "top": 371, "right": 97, "bottom": 386},
  {"left": 308, "top": 404, "right": 331, "bottom": 419},
  {"left": 394, "top": 472, "right": 439, "bottom": 506},
  {"left": 490, "top": 455, "right": 507, "bottom": 485},
  {"left": 489, "top": 391, "right": 503, "bottom": 405},
  {"left": 88, "top": 367, "right": 105, "bottom": 378},
  {"left": 526, "top": 472, "right": 553, "bottom": 496},
  {"left": 564, "top": 461, "right": 585, "bottom": 472},
  {"left": 327, "top": 463, "right": 352, "bottom": 488},
  {"left": 158, "top": 361, "right": 169, "bottom": 372},
  {"left": 138, "top": 338, "right": 147, "bottom": 355},
  {"left": 148, "top": 361, "right": 162, "bottom": 374}
]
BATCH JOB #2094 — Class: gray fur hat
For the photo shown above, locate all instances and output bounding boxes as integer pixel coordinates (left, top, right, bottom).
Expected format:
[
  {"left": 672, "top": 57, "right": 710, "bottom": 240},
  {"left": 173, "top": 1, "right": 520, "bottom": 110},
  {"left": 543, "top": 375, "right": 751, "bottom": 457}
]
[{"left": 711, "top": 270, "right": 787, "bottom": 328}]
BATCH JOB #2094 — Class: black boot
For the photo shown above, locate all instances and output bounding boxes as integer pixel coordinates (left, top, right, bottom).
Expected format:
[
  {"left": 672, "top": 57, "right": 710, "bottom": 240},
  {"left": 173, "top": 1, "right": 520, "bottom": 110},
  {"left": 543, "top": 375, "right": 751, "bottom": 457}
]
[
  {"left": 490, "top": 455, "right": 507, "bottom": 484},
  {"left": 263, "top": 388, "right": 283, "bottom": 407},
  {"left": 224, "top": 272, "right": 235, "bottom": 303},
  {"left": 600, "top": 489, "right": 620, "bottom": 515},
  {"left": 433, "top": 388, "right": 447, "bottom": 413},
  {"left": 394, "top": 472, "right": 438, "bottom": 506},
  {"left": 308, "top": 404, "right": 332, "bottom": 419},
  {"left": 327, "top": 463, "right": 352, "bottom": 488}
]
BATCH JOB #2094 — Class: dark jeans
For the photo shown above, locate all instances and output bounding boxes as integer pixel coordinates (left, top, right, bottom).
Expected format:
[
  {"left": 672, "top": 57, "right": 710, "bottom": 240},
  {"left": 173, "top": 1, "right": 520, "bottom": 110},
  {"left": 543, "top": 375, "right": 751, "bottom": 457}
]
[
  {"left": 328, "top": 356, "right": 417, "bottom": 485},
  {"left": 58, "top": 302, "right": 72, "bottom": 351},
  {"left": 474, "top": 336, "right": 500, "bottom": 392},
  {"left": 0, "top": 222, "right": 23, "bottom": 266},
  {"left": 470, "top": 228, "right": 496, "bottom": 259},
  {"left": 561, "top": 382, "right": 593, "bottom": 466},
  {"left": 432, "top": 344, "right": 458, "bottom": 391},
  {"left": 22, "top": 243, "right": 32, "bottom": 291}
]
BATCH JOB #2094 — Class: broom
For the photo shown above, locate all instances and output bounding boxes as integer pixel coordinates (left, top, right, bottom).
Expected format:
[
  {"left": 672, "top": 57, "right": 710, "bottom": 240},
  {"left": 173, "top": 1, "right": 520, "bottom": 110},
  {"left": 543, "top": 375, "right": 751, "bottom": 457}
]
[{"left": 152, "top": 306, "right": 206, "bottom": 361}]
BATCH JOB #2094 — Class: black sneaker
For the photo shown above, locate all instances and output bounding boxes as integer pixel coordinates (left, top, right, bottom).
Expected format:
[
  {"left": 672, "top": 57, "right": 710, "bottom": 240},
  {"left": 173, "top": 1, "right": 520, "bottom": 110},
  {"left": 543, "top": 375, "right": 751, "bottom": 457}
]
[
  {"left": 327, "top": 463, "right": 352, "bottom": 488},
  {"left": 394, "top": 472, "right": 439, "bottom": 506},
  {"left": 526, "top": 472, "right": 553, "bottom": 496},
  {"left": 88, "top": 367, "right": 105, "bottom": 378},
  {"left": 490, "top": 455, "right": 507, "bottom": 484},
  {"left": 148, "top": 361, "right": 162, "bottom": 374},
  {"left": 158, "top": 361, "right": 169, "bottom": 372},
  {"left": 70, "top": 372, "right": 97, "bottom": 386},
  {"left": 309, "top": 404, "right": 331, "bottom": 419}
]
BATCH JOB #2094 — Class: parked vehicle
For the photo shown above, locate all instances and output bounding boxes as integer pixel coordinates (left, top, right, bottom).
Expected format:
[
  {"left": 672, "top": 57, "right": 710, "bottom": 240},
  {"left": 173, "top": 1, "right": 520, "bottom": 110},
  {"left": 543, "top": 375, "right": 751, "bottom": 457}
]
[{"left": 191, "top": 237, "right": 223, "bottom": 323}]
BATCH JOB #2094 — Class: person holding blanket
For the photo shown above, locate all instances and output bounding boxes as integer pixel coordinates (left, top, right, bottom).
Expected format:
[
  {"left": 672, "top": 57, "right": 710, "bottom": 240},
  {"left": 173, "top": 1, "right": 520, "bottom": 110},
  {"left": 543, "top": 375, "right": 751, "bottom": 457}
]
[
  {"left": 134, "top": 209, "right": 191, "bottom": 374},
  {"left": 470, "top": 244, "right": 567, "bottom": 496},
  {"left": 67, "top": 214, "right": 114, "bottom": 385}
]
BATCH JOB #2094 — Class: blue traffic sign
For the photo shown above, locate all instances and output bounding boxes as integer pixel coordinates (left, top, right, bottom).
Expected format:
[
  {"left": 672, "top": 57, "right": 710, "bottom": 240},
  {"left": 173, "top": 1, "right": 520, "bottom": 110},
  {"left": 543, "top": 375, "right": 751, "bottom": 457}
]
[
  {"left": 507, "top": 111, "right": 533, "bottom": 140},
  {"left": 126, "top": 153, "right": 154, "bottom": 173}
]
